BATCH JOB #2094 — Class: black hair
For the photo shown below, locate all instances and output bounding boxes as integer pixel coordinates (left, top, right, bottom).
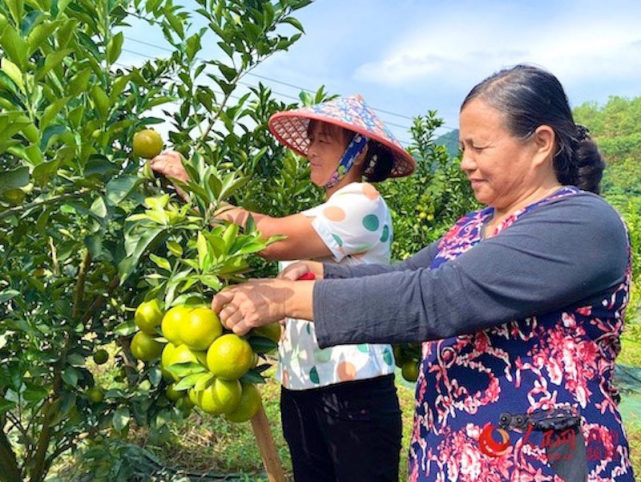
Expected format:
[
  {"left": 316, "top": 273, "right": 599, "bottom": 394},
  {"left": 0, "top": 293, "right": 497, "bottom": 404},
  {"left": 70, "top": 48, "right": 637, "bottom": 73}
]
[
  {"left": 362, "top": 141, "right": 394, "bottom": 183},
  {"left": 306, "top": 120, "right": 394, "bottom": 183},
  {"left": 461, "top": 64, "right": 604, "bottom": 194}
]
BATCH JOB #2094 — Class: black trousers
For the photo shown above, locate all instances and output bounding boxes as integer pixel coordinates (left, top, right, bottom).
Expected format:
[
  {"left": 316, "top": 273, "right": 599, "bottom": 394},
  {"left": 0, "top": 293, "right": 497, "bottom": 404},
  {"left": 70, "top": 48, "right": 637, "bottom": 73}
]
[{"left": 280, "top": 374, "right": 402, "bottom": 482}]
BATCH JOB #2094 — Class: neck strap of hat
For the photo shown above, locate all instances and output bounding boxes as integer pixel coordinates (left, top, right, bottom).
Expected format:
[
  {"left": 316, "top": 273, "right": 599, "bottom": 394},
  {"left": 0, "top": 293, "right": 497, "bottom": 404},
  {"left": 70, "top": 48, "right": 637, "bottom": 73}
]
[{"left": 324, "top": 133, "right": 369, "bottom": 189}]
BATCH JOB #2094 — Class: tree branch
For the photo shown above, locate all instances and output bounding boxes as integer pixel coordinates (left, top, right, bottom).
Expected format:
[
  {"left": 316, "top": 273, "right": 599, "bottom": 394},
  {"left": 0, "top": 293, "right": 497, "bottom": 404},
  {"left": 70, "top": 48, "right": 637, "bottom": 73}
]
[
  {"left": 0, "top": 189, "right": 89, "bottom": 222},
  {"left": 0, "top": 421, "right": 22, "bottom": 482}
]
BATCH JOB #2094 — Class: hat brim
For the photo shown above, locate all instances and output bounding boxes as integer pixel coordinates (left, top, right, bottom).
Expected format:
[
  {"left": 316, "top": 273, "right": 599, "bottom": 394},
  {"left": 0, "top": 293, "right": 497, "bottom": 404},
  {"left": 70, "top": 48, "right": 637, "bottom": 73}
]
[{"left": 268, "top": 111, "right": 416, "bottom": 178}]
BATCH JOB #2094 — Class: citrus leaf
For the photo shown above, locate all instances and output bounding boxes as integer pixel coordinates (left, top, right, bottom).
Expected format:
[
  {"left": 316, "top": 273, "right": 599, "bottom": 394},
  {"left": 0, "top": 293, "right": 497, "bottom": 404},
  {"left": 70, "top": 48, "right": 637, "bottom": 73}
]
[
  {"left": 112, "top": 407, "right": 130, "bottom": 431},
  {"left": 150, "top": 254, "right": 171, "bottom": 271},
  {"left": 0, "top": 58, "right": 24, "bottom": 92},
  {"left": 0, "top": 289, "right": 20, "bottom": 304},
  {"left": 106, "top": 31, "right": 123, "bottom": 64},
  {"left": 173, "top": 372, "right": 204, "bottom": 391},
  {"left": 194, "top": 372, "right": 214, "bottom": 391},
  {"left": 0, "top": 166, "right": 29, "bottom": 192}
]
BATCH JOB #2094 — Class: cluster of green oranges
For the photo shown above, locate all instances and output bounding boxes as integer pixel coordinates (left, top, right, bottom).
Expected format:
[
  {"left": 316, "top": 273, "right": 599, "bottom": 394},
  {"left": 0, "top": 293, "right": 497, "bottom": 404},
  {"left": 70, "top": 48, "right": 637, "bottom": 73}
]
[
  {"left": 393, "top": 343, "right": 422, "bottom": 382},
  {"left": 130, "top": 299, "right": 280, "bottom": 423}
]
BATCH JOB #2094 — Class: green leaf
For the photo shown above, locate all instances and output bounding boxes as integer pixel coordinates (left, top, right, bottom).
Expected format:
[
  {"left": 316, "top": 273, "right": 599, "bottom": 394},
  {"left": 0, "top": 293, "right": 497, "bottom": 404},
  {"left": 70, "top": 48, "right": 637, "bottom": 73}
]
[
  {"left": 90, "top": 84, "right": 110, "bottom": 119},
  {"left": 167, "top": 362, "right": 206, "bottom": 380},
  {"left": 148, "top": 366, "right": 162, "bottom": 386},
  {"left": 106, "top": 175, "right": 139, "bottom": 205},
  {"left": 0, "top": 166, "right": 29, "bottom": 192},
  {"left": 194, "top": 372, "right": 214, "bottom": 391},
  {"left": 5, "top": 0, "right": 24, "bottom": 26},
  {"left": 107, "top": 31, "right": 124, "bottom": 64},
  {"left": 114, "top": 321, "right": 136, "bottom": 336},
  {"left": 164, "top": 10, "right": 184, "bottom": 39},
  {"left": 32, "top": 158, "right": 61, "bottom": 185},
  {"left": 282, "top": 17, "right": 305, "bottom": 33},
  {"left": 167, "top": 241, "right": 183, "bottom": 257},
  {"left": 62, "top": 367, "right": 79, "bottom": 387},
  {"left": 184, "top": 33, "right": 201, "bottom": 62},
  {"left": 85, "top": 233, "right": 103, "bottom": 258},
  {"left": 196, "top": 232, "right": 209, "bottom": 270},
  {"left": 34, "top": 48, "right": 72, "bottom": 81},
  {"left": 23, "top": 385, "right": 48, "bottom": 402},
  {"left": 218, "top": 63, "right": 236, "bottom": 82},
  {"left": 119, "top": 227, "right": 165, "bottom": 283},
  {"left": 112, "top": 407, "right": 130, "bottom": 432},
  {"left": 21, "top": 10, "right": 43, "bottom": 36},
  {"left": 0, "top": 22, "right": 28, "bottom": 70},
  {"left": 40, "top": 124, "right": 66, "bottom": 151},
  {"left": 200, "top": 275, "right": 221, "bottom": 290},
  {"left": 0, "top": 398, "right": 16, "bottom": 414},
  {"left": 0, "top": 58, "right": 24, "bottom": 92},
  {"left": 0, "top": 289, "right": 20, "bottom": 304},
  {"left": 240, "top": 369, "right": 266, "bottom": 384},
  {"left": 248, "top": 336, "right": 277, "bottom": 354},
  {"left": 149, "top": 254, "right": 171, "bottom": 271},
  {"left": 173, "top": 372, "right": 204, "bottom": 391},
  {"left": 67, "top": 68, "right": 91, "bottom": 96},
  {"left": 40, "top": 97, "right": 68, "bottom": 130},
  {"left": 27, "top": 18, "right": 61, "bottom": 56},
  {"left": 90, "top": 196, "right": 107, "bottom": 218}
]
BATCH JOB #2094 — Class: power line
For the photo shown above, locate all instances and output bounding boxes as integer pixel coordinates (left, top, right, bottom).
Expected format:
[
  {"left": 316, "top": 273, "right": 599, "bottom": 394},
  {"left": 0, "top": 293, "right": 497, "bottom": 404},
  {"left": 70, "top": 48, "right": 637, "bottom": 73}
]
[
  {"left": 123, "top": 10, "right": 460, "bottom": 131},
  {"left": 118, "top": 48, "right": 414, "bottom": 144},
  {"left": 113, "top": 60, "right": 413, "bottom": 147},
  {"left": 122, "top": 35, "right": 417, "bottom": 123}
]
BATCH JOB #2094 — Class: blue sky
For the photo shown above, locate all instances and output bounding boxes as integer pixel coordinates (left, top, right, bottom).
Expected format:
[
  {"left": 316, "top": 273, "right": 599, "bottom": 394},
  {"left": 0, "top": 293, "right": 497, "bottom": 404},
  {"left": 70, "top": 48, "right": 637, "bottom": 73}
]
[{"left": 121, "top": 0, "right": 641, "bottom": 144}]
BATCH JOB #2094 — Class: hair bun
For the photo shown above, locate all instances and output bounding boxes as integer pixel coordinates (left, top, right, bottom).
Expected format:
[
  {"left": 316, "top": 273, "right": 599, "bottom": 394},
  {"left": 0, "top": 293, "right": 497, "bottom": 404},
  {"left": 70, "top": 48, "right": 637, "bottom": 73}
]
[{"left": 575, "top": 124, "right": 590, "bottom": 142}]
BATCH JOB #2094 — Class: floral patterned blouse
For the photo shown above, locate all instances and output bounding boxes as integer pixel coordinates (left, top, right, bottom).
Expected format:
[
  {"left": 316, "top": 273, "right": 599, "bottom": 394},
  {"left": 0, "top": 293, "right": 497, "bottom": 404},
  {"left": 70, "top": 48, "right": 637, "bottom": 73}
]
[{"left": 410, "top": 187, "right": 635, "bottom": 481}]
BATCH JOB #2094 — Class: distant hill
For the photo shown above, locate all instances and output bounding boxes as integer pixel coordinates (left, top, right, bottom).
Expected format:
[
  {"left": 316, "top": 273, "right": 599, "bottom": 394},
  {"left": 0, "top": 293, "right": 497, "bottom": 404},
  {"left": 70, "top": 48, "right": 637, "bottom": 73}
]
[{"left": 435, "top": 129, "right": 459, "bottom": 158}]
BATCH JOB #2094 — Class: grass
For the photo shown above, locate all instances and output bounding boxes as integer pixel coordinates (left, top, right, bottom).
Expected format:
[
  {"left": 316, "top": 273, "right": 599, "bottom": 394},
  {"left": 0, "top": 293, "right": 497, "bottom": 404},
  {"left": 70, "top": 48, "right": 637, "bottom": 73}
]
[{"left": 123, "top": 371, "right": 418, "bottom": 481}]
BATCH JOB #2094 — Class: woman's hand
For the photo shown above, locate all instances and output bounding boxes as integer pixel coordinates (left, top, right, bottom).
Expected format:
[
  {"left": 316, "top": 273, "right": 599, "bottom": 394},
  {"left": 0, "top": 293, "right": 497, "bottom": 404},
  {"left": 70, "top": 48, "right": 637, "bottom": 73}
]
[
  {"left": 150, "top": 151, "right": 189, "bottom": 200},
  {"left": 212, "top": 278, "right": 315, "bottom": 335},
  {"left": 278, "top": 261, "right": 324, "bottom": 281},
  {"left": 215, "top": 202, "right": 249, "bottom": 226}
]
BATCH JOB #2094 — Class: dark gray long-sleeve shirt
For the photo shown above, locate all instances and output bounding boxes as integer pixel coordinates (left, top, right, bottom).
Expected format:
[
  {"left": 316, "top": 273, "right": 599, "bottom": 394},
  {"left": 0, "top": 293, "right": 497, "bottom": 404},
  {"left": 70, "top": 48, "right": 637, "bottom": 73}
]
[{"left": 313, "top": 192, "right": 629, "bottom": 348}]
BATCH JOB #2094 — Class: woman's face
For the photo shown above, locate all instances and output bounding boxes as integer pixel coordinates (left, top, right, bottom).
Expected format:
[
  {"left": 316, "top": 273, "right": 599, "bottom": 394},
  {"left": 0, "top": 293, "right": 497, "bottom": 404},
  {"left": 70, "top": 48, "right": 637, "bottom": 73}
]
[
  {"left": 459, "top": 98, "right": 541, "bottom": 209},
  {"left": 306, "top": 122, "right": 349, "bottom": 186}
]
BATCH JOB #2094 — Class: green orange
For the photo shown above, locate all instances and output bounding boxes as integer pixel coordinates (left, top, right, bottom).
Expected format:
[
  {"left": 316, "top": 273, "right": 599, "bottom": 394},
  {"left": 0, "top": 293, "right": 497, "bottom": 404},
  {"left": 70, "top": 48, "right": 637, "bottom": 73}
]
[
  {"left": 86, "top": 387, "right": 104, "bottom": 403},
  {"left": 133, "top": 129, "right": 163, "bottom": 158},
  {"left": 93, "top": 348, "right": 109, "bottom": 365},
  {"left": 253, "top": 322, "right": 281, "bottom": 344},
  {"left": 206, "top": 334, "right": 254, "bottom": 380},
  {"left": 197, "top": 378, "right": 241, "bottom": 415},
  {"left": 161, "top": 305, "right": 190, "bottom": 345},
  {"left": 134, "top": 300, "right": 164, "bottom": 335},
  {"left": 165, "top": 384, "right": 183, "bottom": 402},
  {"left": 130, "top": 331, "right": 164, "bottom": 361},
  {"left": 401, "top": 360, "right": 420, "bottom": 382},
  {"left": 178, "top": 307, "right": 223, "bottom": 351},
  {"left": 225, "top": 383, "right": 262, "bottom": 423}
]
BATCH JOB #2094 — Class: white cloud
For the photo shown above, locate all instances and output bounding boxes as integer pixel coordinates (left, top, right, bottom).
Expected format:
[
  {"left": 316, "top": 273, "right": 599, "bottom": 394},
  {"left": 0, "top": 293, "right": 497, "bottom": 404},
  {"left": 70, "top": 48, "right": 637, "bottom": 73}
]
[{"left": 353, "top": 3, "right": 641, "bottom": 91}]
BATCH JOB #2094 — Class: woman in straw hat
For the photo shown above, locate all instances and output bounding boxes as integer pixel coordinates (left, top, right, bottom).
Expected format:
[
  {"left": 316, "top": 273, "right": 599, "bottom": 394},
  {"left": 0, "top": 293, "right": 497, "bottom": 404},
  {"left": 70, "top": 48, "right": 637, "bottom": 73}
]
[{"left": 152, "top": 94, "right": 416, "bottom": 481}]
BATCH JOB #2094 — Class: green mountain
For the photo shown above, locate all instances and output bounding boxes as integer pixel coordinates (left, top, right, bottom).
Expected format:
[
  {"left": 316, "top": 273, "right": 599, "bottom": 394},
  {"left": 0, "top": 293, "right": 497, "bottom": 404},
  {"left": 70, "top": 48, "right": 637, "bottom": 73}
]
[{"left": 435, "top": 129, "right": 459, "bottom": 158}]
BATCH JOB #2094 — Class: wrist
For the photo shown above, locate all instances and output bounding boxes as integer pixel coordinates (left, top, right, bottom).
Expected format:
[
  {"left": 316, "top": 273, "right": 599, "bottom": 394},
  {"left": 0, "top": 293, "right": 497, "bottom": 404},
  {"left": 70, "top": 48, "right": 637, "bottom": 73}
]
[{"left": 284, "top": 280, "right": 315, "bottom": 321}]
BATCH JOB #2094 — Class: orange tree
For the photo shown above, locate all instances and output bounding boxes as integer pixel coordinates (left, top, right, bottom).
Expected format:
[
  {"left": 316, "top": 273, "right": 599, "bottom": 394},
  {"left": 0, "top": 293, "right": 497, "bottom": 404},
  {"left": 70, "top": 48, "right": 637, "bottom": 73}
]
[
  {"left": 0, "top": 0, "right": 311, "bottom": 480},
  {"left": 379, "top": 111, "right": 478, "bottom": 260}
]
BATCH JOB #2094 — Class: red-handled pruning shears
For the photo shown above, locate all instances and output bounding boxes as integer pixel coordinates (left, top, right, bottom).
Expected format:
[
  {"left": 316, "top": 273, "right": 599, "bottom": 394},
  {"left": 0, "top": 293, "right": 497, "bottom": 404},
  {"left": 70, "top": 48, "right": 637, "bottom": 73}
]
[{"left": 297, "top": 272, "right": 316, "bottom": 281}]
